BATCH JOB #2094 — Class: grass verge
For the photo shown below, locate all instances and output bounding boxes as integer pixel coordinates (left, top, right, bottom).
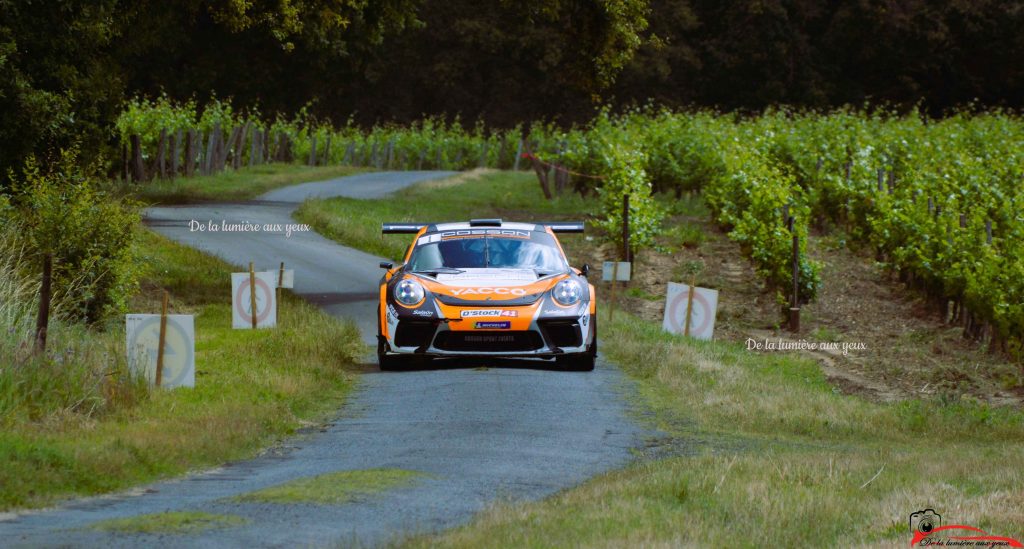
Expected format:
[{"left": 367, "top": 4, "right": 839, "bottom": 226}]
[
  {"left": 232, "top": 468, "right": 424, "bottom": 505},
  {"left": 0, "top": 228, "right": 365, "bottom": 511},
  {"left": 89, "top": 511, "right": 249, "bottom": 534},
  {"left": 127, "top": 163, "right": 365, "bottom": 204},
  {"left": 403, "top": 313, "right": 1024, "bottom": 547},
  {"left": 290, "top": 170, "right": 1024, "bottom": 546}
]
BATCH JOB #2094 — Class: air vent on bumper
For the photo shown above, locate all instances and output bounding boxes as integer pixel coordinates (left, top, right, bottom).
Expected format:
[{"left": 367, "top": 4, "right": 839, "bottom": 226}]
[{"left": 433, "top": 331, "right": 544, "bottom": 352}]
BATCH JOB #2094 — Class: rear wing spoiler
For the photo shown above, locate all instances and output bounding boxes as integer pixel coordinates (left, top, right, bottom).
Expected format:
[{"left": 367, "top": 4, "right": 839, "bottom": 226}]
[
  {"left": 381, "top": 221, "right": 585, "bottom": 234},
  {"left": 381, "top": 223, "right": 427, "bottom": 234},
  {"left": 538, "top": 222, "right": 585, "bottom": 233}
]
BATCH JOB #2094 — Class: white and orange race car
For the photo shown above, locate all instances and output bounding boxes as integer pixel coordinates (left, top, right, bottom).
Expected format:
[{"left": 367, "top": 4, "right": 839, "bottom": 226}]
[{"left": 377, "top": 219, "right": 596, "bottom": 371}]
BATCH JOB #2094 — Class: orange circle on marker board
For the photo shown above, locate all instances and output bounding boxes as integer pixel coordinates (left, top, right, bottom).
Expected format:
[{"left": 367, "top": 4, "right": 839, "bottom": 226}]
[
  {"left": 667, "top": 287, "right": 712, "bottom": 336},
  {"left": 234, "top": 276, "right": 273, "bottom": 324}
]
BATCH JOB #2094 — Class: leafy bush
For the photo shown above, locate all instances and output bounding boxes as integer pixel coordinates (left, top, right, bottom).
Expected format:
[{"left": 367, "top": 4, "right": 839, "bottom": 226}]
[
  {"left": 592, "top": 143, "right": 663, "bottom": 257},
  {"left": 0, "top": 223, "right": 146, "bottom": 426},
  {"left": 6, "top": 148, "right": 141, "bottom": 324}
]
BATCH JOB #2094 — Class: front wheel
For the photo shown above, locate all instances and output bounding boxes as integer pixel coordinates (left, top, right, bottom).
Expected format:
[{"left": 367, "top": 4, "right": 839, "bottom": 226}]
[
  {"left": 377, "top": 335, "right": 404, "bottom": 371},
  {"left": 378, "top": 337, "right": 431, "bottom": 371},
  {"left": 557, "top": 352, "right": 595, "bottom": 371},
  {"left": 558, "top": 318, "right": 596, "bottom": 371},
  {"left": 378, "top": 353, "right": 408, "bottom": 371}
]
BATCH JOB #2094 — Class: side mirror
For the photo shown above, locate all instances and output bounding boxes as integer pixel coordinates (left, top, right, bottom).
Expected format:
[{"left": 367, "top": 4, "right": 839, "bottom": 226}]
[
  {"left": 379, "top": 261, "right": 393, "bottom": 270},
  {"left": 580, "top": 264, "right": 590, "bottom": 277}
]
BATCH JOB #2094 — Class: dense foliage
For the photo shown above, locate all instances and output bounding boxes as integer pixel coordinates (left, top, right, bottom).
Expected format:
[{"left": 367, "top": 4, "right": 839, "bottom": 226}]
[
  {"left": 555, "top": 107, "right": 1023, "bottom": 349},
  {"left": 5, "top": 1, "right": 1024, "bottom": 185},
  {"left": 115, "top": 0, "right": 1024, "bottom": 126},
  {"left": 5, "top": 149, "right": 140, "bottom": 324}
]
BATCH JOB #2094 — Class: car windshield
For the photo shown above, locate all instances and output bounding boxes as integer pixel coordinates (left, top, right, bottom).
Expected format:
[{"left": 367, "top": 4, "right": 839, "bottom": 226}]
[{"left": 409, "top": 234, "right": 567, "bottom": 273}]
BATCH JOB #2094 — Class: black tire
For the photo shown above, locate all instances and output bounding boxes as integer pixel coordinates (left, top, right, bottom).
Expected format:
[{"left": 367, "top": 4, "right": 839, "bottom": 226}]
[
  {"left": 378, "top": 353, "right": 407, "bottom": 371},
  {"left": 377, "top": 335, "right": 403, "bottom": 371},
  {"left": 558, "top": 316, "right": 597, "bottom": 371},
  {"left": 557, "top": 352, "right": 595, "bottom": 371},
  {"left": 377, "top": 336, "right": 431, "bottom": 370}
]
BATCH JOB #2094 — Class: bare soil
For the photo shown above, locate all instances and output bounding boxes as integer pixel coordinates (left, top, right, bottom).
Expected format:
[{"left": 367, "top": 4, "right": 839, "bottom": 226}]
[{"left": 572, "top": 200, "right": 1023, "bottom": 406}]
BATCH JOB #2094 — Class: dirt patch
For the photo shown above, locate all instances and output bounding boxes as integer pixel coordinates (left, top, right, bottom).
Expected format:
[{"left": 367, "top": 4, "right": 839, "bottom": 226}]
[
  {"left": 419, "top": 168, "right": 496, "bottom": 189},
  {"left": 568, "top": 198, "right": 1023, "bottom": 406},
  {"left": 797, "top": 235, "right": 1023, "bottom": 405}
]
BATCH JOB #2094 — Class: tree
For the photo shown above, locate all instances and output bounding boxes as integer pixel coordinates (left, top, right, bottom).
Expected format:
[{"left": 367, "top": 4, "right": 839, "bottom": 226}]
[
  {"left": 8, "top": 149, "right": 141, "bottom": 325},
  {"left": 0, "top": 0, "right": 123, "bottom": 186},
  {"left": 113, "top": 0, "right": 423, "bottom": 121},
  {"left": 306, "top": 0, "right": 651, "bottom": 127}
]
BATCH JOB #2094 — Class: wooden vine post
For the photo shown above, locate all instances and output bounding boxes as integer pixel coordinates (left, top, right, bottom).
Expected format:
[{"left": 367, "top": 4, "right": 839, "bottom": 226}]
[
  {"left": 129, "top": 134, "right": 145, "bottom": 182},
  {"left": 185, "top": 129, "right": 197, "bottom": 177},
  {"left": 249, "top": 261, "right": 258, "bottom": 329},
  {"left": 789, "top": 215, "right": 800, "bottom": 332},
  {"left": 277, "top": 261, "right": 285, "bottom": 325},
  {"left": 34, "top": 253, "right": 53, "bottom": 354},
  {"left": 171, "top": 129, "right": 182, "bottom": 179},
  {"left": 522, "top": 139, "right": 553, "bottom": 200},
  {"left": 155, "top": 291, "right": 169, "bottom": 387},
  {"left": 608, "top": 261, "right": 619, "bottom": 323},
  {"left": 156, "top": 128, "right": 167, "bottom": 179},
  {"left": 622, "top": 193, "right": 631, "bottom": 263},
  {"left": 683, "top": 273, "right": 697, "bottom": 337}
]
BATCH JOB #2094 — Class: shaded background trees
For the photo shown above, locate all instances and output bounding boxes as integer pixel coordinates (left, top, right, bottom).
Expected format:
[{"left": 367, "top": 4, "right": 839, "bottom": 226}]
[{"left": 3, "top": 0, "right": 1024, "bottom": 182}]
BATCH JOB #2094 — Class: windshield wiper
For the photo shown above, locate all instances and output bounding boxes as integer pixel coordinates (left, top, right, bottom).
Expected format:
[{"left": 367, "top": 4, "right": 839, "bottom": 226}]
[{"left": 412, "top": 267, "right": 465, "bottom": 277}]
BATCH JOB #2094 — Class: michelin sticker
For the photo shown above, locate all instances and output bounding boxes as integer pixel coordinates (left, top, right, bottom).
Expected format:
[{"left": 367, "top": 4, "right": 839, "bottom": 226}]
[{"left": 475, "top": 321, "right": 511, "bottom": 329}]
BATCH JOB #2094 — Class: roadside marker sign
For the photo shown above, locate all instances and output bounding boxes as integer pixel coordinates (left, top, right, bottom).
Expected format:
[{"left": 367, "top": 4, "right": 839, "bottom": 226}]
[
  {"left": 604, "top": 261, "right": 632, "bottom": 323},
  {"left": 126, "top": 314, "right": 195, "bottom": 388},
  {"left": 663, "top": 282, "right": 718, "bottom": 340},
  {"left": 602, "top": 261, "right": 631, "bottom": 282},
  {"left": 232, "top": 271, "right": 278, "bottom": 328}
]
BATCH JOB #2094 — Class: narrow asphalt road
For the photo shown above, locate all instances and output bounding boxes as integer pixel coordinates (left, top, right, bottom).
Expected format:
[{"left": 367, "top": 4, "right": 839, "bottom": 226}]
[{"left": 0, "top": 171, "right": 645, "bottom": 548}]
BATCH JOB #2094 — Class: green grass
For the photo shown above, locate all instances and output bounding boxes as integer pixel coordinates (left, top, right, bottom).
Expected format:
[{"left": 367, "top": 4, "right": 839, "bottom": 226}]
[
  {"left": 290, "top": 170, "right": 1024, "bottom": 547},
  {"left": 0, "top": 229, "right": 365, "bottom": 511},
  {"left": 811, "top": 326, "right": 842, "bottom": 342},
  {"left": 294, "top": 170, "right": 592, "bottom": 262},
  {"left": 623, "top": 286, "right": 662, "bottom": 301},
  {"left": 662, "top": 221, "right": 706, "bottom": 250},
  {"left": 399, "top": 313, "right": 1024, "bottom": 547},
  {"left": 232, "top": 468, "right": 425, "bottom": 504},
  {"left": 128, "top": 163, "right": 366, "bottom": 204},
  {"left": 89, "top": 511, "right": 249, "bottom": 534}
]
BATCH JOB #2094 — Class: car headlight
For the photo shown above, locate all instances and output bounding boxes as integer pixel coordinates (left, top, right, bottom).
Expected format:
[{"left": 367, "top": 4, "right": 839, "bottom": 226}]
[
  {"left": 552, "top": 279, "right": 582, "bottom": 306},
  {"left": 394, "top": 278, "right": 425, "bottom": 306}
]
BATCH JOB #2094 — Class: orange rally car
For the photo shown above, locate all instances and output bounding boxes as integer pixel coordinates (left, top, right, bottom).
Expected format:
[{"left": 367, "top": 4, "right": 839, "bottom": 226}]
[{"left": 377, "top": 219, "right": 596, "bottom": 371}]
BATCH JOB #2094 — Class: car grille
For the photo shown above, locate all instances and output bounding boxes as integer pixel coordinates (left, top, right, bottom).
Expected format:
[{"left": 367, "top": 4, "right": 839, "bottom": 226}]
[
  {"left": 433, "top": 331, "right": 544, "bottom": 352},
  {"left": 539, "top": 320, "right": 582, "bottom": 348},
  {"left": 435, "top": 293, "right": 542, "bottom": 307},
  {"left": 395, "top": 321, "right": 437, "bottom": 348}
]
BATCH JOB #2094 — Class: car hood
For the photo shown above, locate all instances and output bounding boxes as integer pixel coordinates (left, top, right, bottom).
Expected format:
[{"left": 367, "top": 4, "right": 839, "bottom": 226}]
[
  {"left": 434, "top": 268, "right": 545, "bottom": 286},
  {"left": 413, "top": 268, "right": 569, "bottom": 300}
]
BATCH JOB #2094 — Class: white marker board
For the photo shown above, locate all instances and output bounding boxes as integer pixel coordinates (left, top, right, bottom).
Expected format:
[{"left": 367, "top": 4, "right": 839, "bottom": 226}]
[
  {"left": 662, "top": 282, "right": 718, "bottom": 340},
  {"left": 125, "top": 314, "right": 195, "bottom": 388},
  {"left": 602, "top": 261, "right": 631, "bottom": 282},
  {"left": 232, "top": 271, "right": 278, "bottom": 329}
]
